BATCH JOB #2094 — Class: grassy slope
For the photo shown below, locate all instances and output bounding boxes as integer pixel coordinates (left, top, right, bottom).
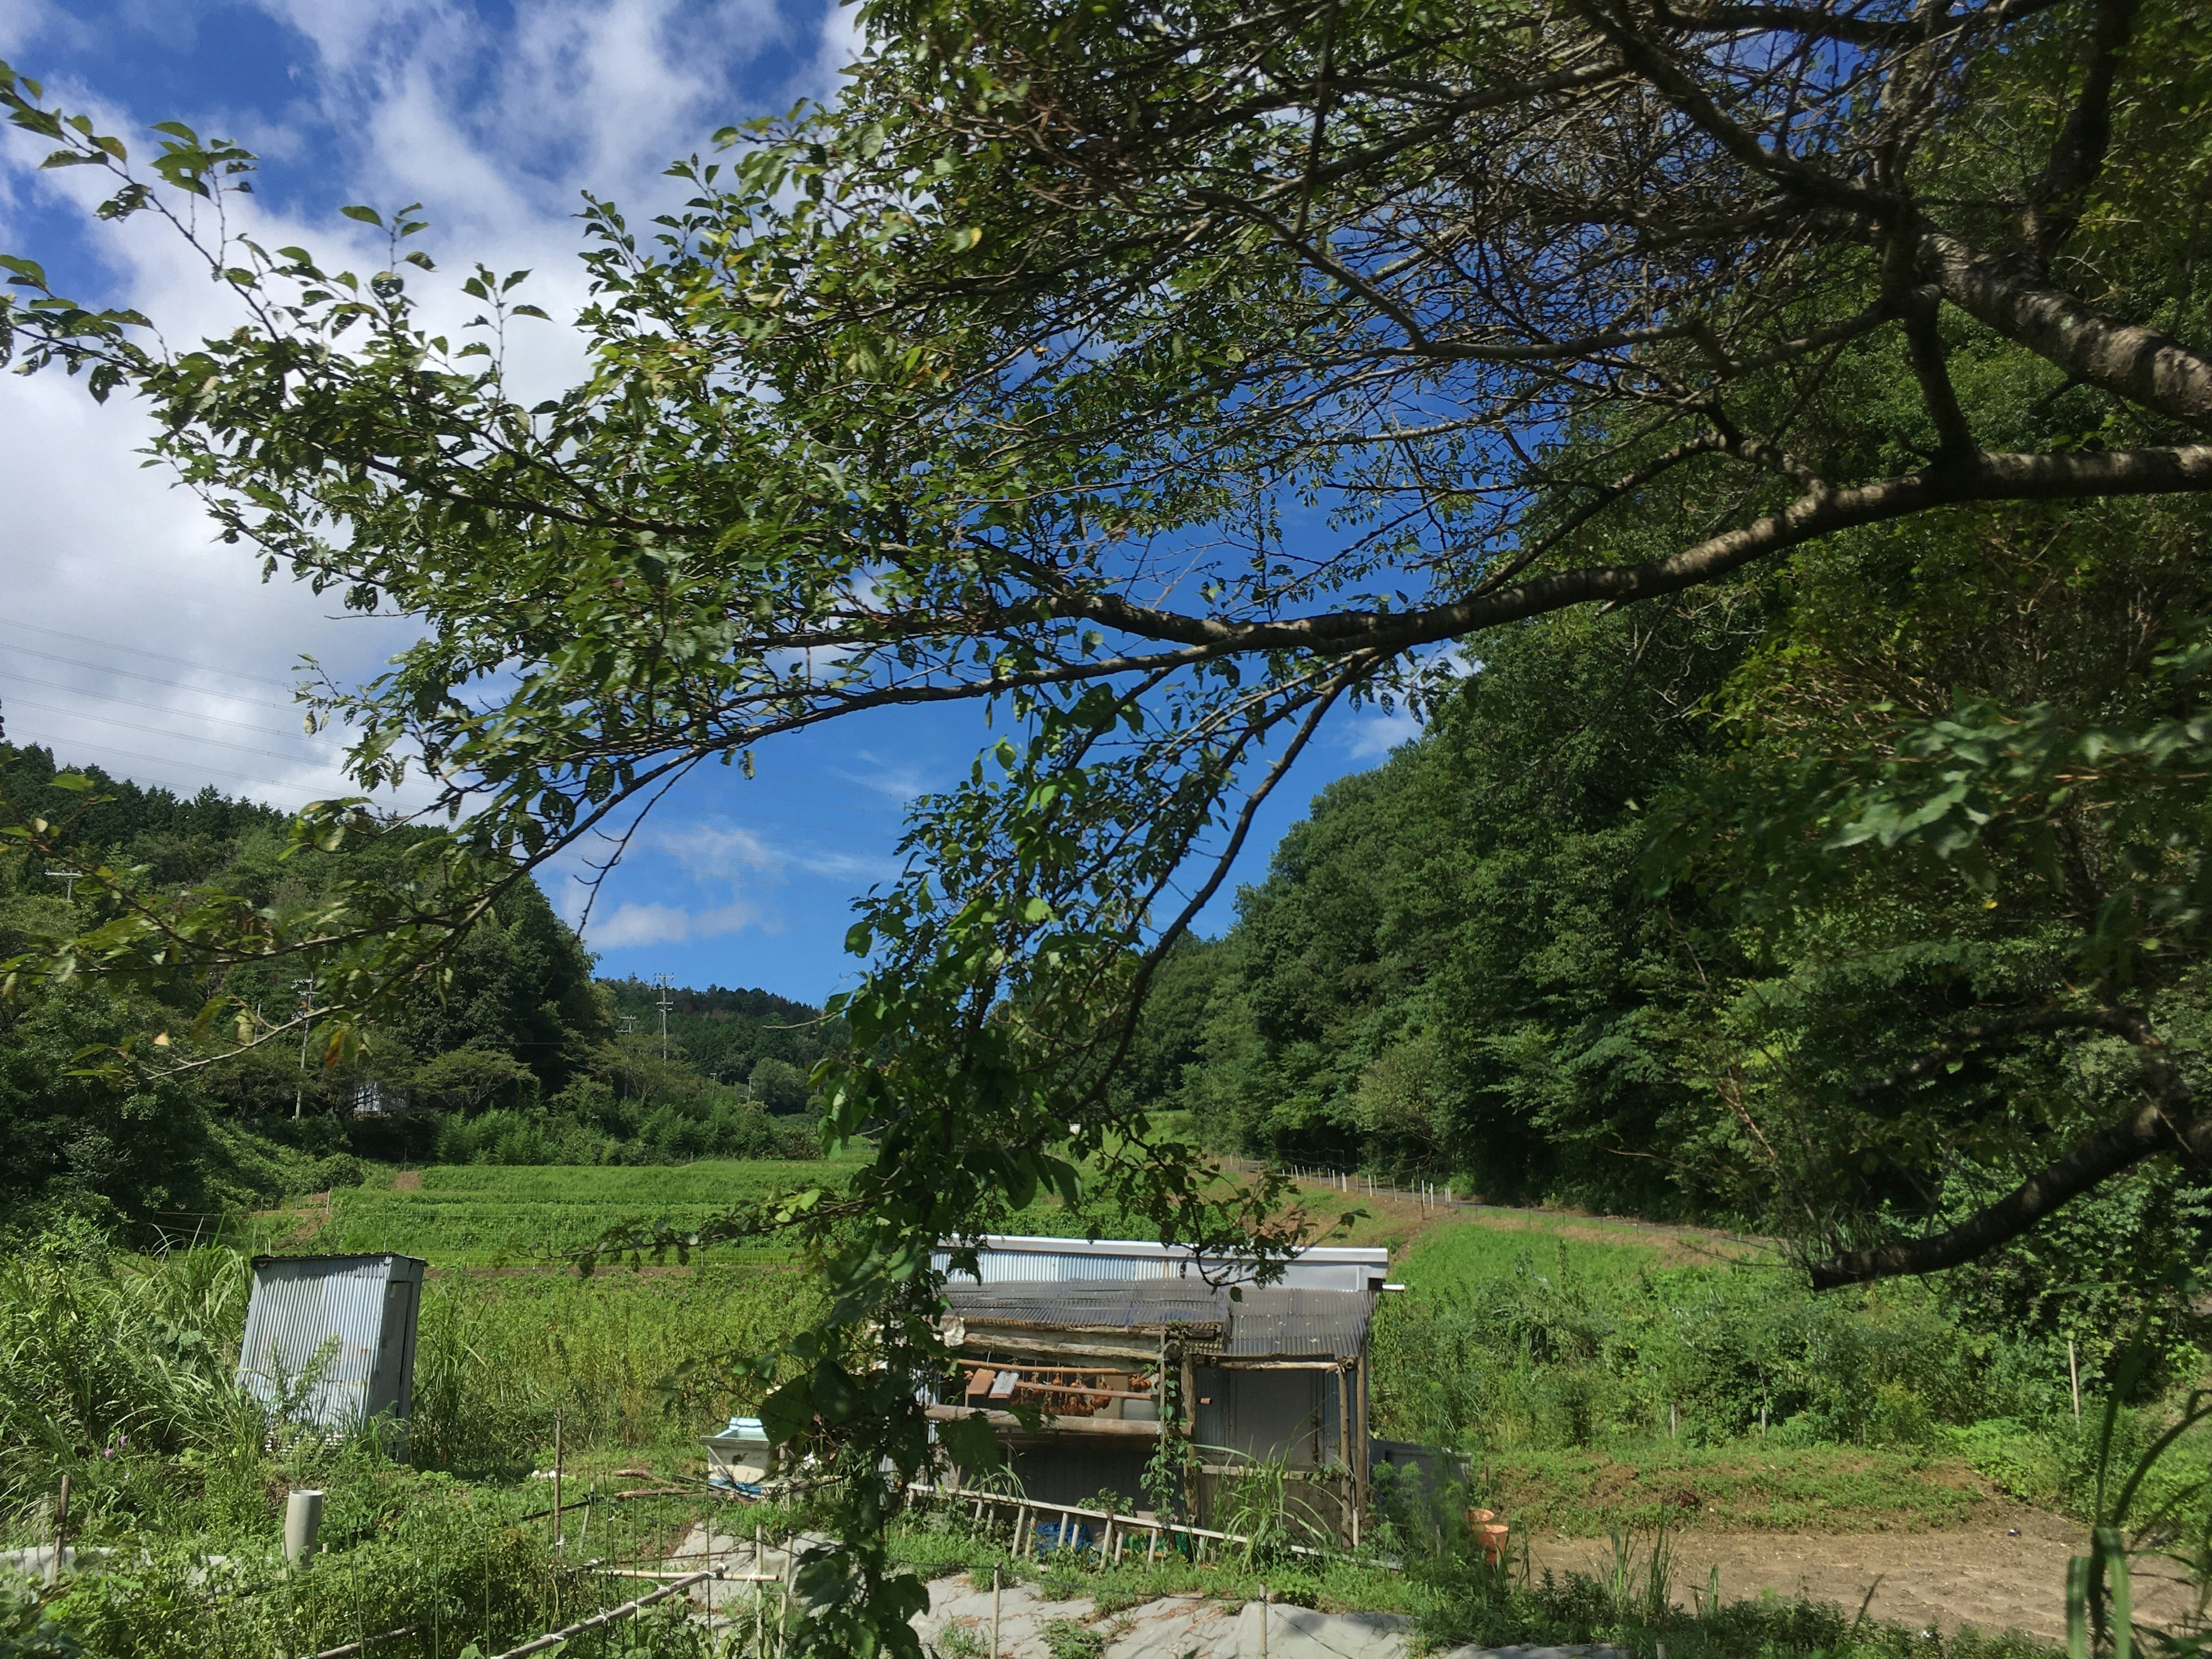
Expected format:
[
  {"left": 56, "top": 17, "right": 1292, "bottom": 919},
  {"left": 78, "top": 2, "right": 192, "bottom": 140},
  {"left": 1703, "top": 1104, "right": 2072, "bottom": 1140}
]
[{"left": 1389, "top": 1210, "right": 2001, "bottom": 1535}]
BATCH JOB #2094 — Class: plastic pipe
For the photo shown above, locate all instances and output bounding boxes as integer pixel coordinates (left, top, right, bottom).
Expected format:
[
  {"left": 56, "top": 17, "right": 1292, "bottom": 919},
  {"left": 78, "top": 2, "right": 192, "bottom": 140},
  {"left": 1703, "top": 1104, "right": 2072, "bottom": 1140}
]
[{"left": 285, "top": 1488, "right": 325, "bottom": 1569}]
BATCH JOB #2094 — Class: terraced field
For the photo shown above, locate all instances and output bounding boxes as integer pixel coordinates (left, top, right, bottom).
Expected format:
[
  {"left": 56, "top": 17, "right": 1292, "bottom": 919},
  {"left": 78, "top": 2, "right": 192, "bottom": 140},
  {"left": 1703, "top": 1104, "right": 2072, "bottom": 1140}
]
[{"left": 250, "top": 1156, "right": 868, "bottom": 1264}]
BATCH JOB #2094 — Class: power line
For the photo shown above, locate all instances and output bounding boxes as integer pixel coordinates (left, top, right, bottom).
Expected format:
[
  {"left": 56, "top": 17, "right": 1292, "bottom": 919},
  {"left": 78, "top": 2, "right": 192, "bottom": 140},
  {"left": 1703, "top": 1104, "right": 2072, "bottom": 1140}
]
[
  {"left": 1, "top": 727, "right": 317, "bottom": 796},
  {"left": 0, "top": 642, "right": 310, "bottom": 714},
  {"left": 0, "top": 617, "right": 304, "bottom": 690},
  {"left": 1, "top": 694, "right": 341, "bottom": 765},
  {"left": 0, "top": 670, "right": 327, "bottom": 740}
]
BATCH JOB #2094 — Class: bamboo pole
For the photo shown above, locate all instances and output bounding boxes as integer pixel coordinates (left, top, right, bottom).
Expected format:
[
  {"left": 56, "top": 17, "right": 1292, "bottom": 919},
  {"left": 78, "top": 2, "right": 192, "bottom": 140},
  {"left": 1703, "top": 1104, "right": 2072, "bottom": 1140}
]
[
  {"left": 486, "top": 1567, "right": 724, "bottom": 1658},
  {"left": 990, "top": 1565, "right": 1001, "bottom": 1658}
]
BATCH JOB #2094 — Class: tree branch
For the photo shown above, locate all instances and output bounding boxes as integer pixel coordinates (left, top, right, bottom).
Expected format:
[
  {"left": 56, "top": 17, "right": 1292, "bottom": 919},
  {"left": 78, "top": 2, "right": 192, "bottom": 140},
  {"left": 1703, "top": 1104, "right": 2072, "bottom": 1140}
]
[
  {"left": 1918, "top": 232, "right": 2212, "bottom": 431},
  {"left": 2024, "top": 0, "right": 2138, "bottom": 268},
  {"left": 1810, "top": 1009, "right": 2210, "bottom": 1289},
  {"left": 1064, "top": 444, "right": 2212, "bottom": 657}
]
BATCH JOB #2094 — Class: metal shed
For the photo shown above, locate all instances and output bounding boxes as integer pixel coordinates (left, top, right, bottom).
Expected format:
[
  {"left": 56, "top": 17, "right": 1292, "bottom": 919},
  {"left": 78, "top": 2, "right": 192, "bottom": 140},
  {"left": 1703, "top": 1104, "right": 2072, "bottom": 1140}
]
[
  {"left": 929, "top": 1235, "right": 1391, "bottom": 1544},
  {"left": 237, "top": 1254, "right": 427, "bottom": 1450}
]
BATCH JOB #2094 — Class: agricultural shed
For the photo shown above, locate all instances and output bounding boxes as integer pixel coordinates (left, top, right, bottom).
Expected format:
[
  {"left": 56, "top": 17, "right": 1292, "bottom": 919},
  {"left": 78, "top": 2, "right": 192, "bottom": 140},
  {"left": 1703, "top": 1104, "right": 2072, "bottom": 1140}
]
[
  {"left": 928, "top": 1236, "right": 1391, "bottom": 1544},
  {"left": 237, "top": 1253, "right": 426, "bottom": 1452}
]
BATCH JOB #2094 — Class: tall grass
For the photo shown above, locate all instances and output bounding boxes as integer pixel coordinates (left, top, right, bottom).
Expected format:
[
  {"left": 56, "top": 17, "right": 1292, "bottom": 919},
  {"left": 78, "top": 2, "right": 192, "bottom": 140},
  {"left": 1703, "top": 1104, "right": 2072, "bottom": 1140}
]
[
  {"left": 0, "top": 1228, "right": 260, "bottom": 1517},
  {"left": 0, "top": 1234, "right": 822, "bottom": 1545},
  {"left": 1370, "top": 1229, "right": 2212, "bottom": 1537},
  {"left": 409, "top": 1264, "right": 824, "bottom": 1471}
]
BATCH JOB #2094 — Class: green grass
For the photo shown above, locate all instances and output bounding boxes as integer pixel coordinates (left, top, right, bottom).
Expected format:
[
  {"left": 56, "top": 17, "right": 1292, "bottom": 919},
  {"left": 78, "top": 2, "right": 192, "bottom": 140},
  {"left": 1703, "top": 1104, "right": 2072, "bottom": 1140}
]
[
  {"left": 409, "top": 1261, "right": 825, "bottom": 1469},
  {"left": 1484, "top": 1443, "right": 1988, "bottom": 1534},
  {"left": 253, "top": 1156, "right": 868, "bottom": 1264},
  {"left": 1396, "top": 1213, "right": 1669, "bottom": 1292}
]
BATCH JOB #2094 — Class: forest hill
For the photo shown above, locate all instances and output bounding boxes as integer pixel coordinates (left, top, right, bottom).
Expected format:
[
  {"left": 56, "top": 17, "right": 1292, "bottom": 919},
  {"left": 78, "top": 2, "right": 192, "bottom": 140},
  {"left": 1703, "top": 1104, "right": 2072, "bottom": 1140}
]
[{"left": 0, "top": 743, "right": 835, "bottom": 1239}]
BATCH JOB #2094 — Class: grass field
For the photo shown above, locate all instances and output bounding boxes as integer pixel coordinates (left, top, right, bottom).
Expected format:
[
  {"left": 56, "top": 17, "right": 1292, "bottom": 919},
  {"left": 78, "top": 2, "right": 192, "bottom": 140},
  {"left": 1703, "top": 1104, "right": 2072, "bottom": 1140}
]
[
  {"left": 245, "top": 1156, "right": 869, "bottom": 1264},
  {"left": 92, "top": 1157, "right": 2212, "bottom": 1544}
]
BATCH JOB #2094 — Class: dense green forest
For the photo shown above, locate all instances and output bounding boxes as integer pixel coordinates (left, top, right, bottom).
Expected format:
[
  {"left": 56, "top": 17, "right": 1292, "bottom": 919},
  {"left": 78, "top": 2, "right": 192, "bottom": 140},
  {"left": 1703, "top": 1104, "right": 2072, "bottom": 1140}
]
[
  {"left": 1130, "top": 493, "right": 2212, "bottom": 1368},
  {"left": 0, "top": 744, "right": 828, "bottom": 1239}
]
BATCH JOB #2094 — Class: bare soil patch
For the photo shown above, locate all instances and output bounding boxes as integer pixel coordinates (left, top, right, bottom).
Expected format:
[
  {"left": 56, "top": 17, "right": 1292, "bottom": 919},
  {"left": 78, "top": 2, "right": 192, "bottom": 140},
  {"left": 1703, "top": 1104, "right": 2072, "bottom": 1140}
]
[{"left": 1527, "top": 1506, "right": 2196, "bottom": 1643}]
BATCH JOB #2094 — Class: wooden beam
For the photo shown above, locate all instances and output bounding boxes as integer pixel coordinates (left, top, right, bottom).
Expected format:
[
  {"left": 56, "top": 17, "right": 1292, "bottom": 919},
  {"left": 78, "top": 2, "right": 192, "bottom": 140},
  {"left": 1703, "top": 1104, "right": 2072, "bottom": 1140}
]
[
  {"left": 951, "top": 1330, "right": 1168, "bottom": 1363},
  {"left": 924, "top": 1404, "right": 1162, "bottom": 1439}
]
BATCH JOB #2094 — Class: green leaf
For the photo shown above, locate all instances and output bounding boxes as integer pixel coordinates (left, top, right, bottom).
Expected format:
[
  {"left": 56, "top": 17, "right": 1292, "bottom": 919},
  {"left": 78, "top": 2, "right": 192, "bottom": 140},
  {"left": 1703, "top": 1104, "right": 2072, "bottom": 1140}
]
[
  {"left": 759, "top": 1375, "right": 814, "bottom": 1445},
  {"left": 938, "top": 1410, "right": 1002, "bottom": 1471},
  {"left": 811, "top": 1358, "right": 861, "bottom": 1425},
  {"left": 339, "top": 204, "right": 383, "bottom": 227}
]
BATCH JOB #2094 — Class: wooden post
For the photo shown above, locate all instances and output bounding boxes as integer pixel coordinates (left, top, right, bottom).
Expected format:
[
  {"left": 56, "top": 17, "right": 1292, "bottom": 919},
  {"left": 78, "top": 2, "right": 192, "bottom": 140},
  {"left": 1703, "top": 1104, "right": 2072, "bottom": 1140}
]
[
  {"left": 48, "top": 1474, "right": 69, "bottom": 1586},
  {"left": 1147, "top": 1525, "right": 1160, "bottom": 1565},
  {"left": 990, "top": 1566, "right": 1001, "bottom": 1659},
  {"left": 2069, "top": 1338, "right": 2082, "bottom": 1421},
  {"left": 1354, "top": 1350, "right": 1369, "bottom": 1550},
  {"left": 1336, "top": 1364, "right": 1354, "bottom": 1547},
  {"left": 1259, "top": 1584, "right": 1269, "bottom": 1659},
  {"left": 551, "top": 1410, "right": 563, "bottom": 1550}
]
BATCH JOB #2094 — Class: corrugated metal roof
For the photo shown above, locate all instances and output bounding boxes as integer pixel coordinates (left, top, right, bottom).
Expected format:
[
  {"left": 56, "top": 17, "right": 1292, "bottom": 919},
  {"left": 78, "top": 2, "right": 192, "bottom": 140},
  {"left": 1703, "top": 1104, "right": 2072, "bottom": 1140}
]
[
  {"left": 933, "top": 1235, "right": 1389, "bottom": 1293},
  {"left": 238, "top": 1254, "right": 426, "bottom": 1438},
  {"left": 945, "top": 1280, "right": 1371, "bottom": 1359}
]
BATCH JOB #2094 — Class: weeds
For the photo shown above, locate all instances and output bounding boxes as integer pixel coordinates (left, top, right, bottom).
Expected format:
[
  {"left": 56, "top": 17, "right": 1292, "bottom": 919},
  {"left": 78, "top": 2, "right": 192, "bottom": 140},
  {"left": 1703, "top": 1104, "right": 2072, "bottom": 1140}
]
[
  {"left": 1209, "top": 1452, "right": 1331, "bottom": 1567},
  {"left": 1415, "top": 1525, "right": 2059, "bottom": 1659}
]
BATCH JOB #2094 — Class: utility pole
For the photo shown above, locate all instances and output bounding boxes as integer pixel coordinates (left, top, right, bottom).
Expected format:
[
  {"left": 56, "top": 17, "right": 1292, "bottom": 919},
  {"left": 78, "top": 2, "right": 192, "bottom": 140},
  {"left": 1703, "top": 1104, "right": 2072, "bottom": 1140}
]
[
  {"left": 45, "top": 868, "right": 84, "bottom": 903},
  {"left": 652, "top": 974, "right": 675, "bottom": 1061},
  {"left": 293, "top": 978, "right": 315, "bottom": 1120}
]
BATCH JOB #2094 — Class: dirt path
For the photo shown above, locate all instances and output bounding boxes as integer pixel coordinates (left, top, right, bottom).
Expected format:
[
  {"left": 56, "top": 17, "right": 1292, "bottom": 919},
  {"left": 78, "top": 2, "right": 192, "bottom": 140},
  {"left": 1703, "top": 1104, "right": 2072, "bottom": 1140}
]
[{"left": 1528, "top": 1506, "right": 2199, "bottom": 1643}]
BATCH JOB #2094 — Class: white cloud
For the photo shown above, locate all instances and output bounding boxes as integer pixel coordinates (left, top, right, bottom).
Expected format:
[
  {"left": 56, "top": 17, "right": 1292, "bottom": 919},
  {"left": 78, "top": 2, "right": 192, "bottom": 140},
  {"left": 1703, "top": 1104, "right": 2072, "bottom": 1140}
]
[
  {"left": 1342, "top": 707, "right": 1422, "bottom": 762},
  {"left": 840, "top": 750, "right": 930, "bottom": 804},
  {"left": 0, "top": 0, "right": 856, "bottom": 809},
  {"left": 660, "top": 817, "right": 894, "bottom": 883},
  {"left": 587, "top": 896, "right": 772, "bottom": 948}
]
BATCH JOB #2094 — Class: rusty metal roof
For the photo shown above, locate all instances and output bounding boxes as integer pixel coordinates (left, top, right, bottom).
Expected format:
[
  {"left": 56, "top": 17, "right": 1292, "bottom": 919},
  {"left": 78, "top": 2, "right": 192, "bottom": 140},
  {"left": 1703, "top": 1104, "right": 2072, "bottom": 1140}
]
[{"left": 944, "top": 1279, "right": 1370, "bottom": 1359}]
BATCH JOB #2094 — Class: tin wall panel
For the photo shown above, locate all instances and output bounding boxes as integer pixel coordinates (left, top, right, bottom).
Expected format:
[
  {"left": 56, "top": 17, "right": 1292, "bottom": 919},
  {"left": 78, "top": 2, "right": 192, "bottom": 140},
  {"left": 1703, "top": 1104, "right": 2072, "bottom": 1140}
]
[{"left": 238, "top": 1255, "right": 426, "bottom": 1440}]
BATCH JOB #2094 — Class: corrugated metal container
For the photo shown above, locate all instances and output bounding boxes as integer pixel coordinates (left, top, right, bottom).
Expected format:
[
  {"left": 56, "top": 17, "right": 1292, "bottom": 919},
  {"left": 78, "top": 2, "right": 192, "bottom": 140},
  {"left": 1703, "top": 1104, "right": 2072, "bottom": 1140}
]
[{"left": 237, "top": 1255, "right": 426, "bottom": 1446}]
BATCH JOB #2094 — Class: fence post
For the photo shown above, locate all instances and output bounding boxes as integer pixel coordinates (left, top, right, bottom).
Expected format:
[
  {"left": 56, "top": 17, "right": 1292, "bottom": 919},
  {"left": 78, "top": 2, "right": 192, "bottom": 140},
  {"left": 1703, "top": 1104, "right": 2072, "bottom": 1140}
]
[{"left": 991, "top": 1565, "right": 1001, "bottom": 1659}]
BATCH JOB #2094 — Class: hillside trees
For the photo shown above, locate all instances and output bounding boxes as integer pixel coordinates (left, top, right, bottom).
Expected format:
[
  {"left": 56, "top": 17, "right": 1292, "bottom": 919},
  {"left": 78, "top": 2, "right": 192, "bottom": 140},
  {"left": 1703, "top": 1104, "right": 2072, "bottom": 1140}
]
[
  {"left": 0, "top": 745, "right": 823, "bottom": 1221},
  {"left": 1172, "top": 593, "right": 1761, "bottom": 1208},
  {"left": 1164, "top": 489, "right": 2212, "bottom": 1355},
  {"left": 11, "top": 0, "right": 2212, "bottom": 1642}
]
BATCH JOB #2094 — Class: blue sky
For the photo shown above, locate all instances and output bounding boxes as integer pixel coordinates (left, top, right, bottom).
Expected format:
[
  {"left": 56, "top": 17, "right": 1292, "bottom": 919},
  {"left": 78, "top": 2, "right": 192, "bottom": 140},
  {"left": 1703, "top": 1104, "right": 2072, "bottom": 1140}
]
[{"left": 0, "top": 0, "right": 1425, "bottom": 1003}]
